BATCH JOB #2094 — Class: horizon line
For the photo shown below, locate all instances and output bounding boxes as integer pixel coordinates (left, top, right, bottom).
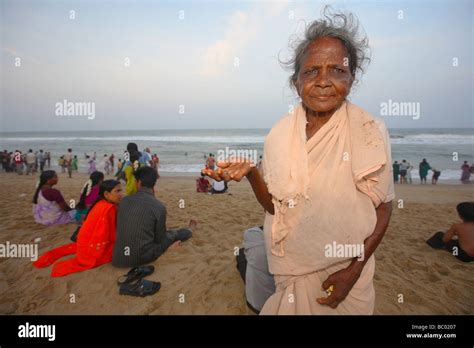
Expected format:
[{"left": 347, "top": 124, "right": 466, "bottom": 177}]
[{"left": 1, "top": 126, "right": 473, "bottom": 134}]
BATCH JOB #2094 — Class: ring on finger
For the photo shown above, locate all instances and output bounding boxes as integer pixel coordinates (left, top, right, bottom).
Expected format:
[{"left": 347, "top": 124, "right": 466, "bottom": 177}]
[{"left": 326, "top": 285, "right": 335, "bottom": 296}]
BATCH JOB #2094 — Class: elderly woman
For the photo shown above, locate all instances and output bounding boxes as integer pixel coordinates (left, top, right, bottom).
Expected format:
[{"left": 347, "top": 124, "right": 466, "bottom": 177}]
[{"left": 203, "top": 9, "right": 394, "bottom": 315}]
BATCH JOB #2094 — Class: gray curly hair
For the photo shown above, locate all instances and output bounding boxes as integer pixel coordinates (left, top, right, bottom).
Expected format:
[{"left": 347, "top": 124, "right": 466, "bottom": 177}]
[{"left": 283, "top": 6, "right": 371, "bottom": 89}]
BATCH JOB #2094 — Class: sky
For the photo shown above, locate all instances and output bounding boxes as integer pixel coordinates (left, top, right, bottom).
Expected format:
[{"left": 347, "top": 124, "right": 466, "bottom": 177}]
[{"left": 0, "top": 0, "right": 473, "bottom": 132}]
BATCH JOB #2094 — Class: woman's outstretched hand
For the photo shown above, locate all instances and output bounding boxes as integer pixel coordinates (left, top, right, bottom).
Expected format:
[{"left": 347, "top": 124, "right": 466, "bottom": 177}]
[
  {"left": 202, "top": 158, "right": 255, "bottom": 182},
  {"left": 202, "top": 157, "right": 274, "bottom": 214}
]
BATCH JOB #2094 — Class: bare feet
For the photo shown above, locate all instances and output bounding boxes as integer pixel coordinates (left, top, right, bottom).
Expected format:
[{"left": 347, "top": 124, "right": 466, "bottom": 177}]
[
  {"left": 168, "top": 240, "right": 182, "bottom": 251},
  {"left": 188, "top": 219, "right": 198, "bottom": 232}
]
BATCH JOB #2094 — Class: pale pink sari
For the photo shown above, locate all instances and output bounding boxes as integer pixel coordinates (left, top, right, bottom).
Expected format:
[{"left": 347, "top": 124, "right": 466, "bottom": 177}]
[{"left": 260, "top": 101, "right": 395, "bottom": 315}]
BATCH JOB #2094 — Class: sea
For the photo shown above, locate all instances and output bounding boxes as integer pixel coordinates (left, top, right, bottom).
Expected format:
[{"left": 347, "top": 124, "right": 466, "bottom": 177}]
[{"left": 1, "top": 128, "right": 473, "bottom": 181}]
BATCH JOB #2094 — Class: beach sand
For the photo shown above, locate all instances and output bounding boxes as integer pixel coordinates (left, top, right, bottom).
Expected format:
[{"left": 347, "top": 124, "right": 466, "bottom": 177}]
[{"left": 0, "top": 172, "right": 473, "bottom": 315}]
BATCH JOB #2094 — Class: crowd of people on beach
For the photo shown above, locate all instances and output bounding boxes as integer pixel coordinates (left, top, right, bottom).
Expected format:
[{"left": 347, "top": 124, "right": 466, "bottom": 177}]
[
  {"left": 0, "top": 149, "right": 52, "bottom": 174},
  {"left": 30, "top": 142, "right": 193, "bottom": 297},
  {"left": 24, "top": 142, "right": 244, "bottom": 297},
  {"left": 392, "top": 158, "right": 474, "bottom": 185}
]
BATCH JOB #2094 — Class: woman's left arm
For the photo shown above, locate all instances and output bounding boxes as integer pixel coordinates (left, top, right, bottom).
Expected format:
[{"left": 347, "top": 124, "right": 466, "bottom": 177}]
[
  {"left": 346, "top": 200, "right": 393, "bottom": 274},
  {"left": 317, "top": 201, "right": 393, "bottom": 308}
]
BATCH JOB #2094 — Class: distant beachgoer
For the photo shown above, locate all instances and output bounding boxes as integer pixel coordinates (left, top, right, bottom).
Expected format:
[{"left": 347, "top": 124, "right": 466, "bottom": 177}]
[
  {"left": 38, "top": 150, "right": 46, "bottom": 172},
  {"left": 120, "top": 143, "right": 144, "bottom": 171},
  {"left": 206, "top": 153, "right": 216, "bottom": 170},
  {"left": 87, "top": 155, "right": 97, "bottom": 174},
  {"left": 150, "top": 154, "right": 160, "bottom": 178},
  {"left": 406, "top": 162, "right": 413, "bottom": 184},
  {"left": 196, "top": 173, "right": 211, "bottom": 193},
  {"left": 123, "top": 150, "right": 142, "bottom": 195},
  {"left": 141, "top": 147, "right": 152, "bottom": 166},
  {"left": 461, "top": 161, "right": 471, "bottom": 183},
  {"left": 58, "top": 156, "right": 65, "bottom": 173},
  {"left": 155, "top": 154, "right": 160, "bottom": 179},
  {"left": 34, "top": 151, "right": 39, "bottom": 173},
  {"left": 25, "top": 149, "right": 36, "bottom": 175},
  {"left": 103, "top": 154, "right": 111, "bottom": 175},
  {"left": 257, "top": 155, "right": 263, "bottom": 174},
  {"left": 32, "top": 170, "right": 76, "bottom": 226},
  {"left": 114, "top": 158, "right": 123, "bottom": 177},
  {"left": 8, "top": 152, "right": 14, "bottom": 172},
  {"left": 2, "top": 150, "right": 11, "bottom": 172},
  {"left": 431, "top": 168, "right": 441, "bottom": 185},
  {"left": 399, "top": 160, "right": 408, "bottom": 184},
  {"left": 33, "top": 180, "right": 123, "bottom": 277},
  {"left": 14, "top": 150, "right": 23, "bottom": 175},
  {"left": 112, "top": 167, "right": 195, "bottom": 268},
  {"left": 211, "top": 178, "right": 228, "bottom": 194},
  {"left": 46, "top": 152, "right": 51, "bottom": 168},
  {"left": 64, "top": 148, "right": 73, "bottom": 178},
  {"left": 72, "top": 155, "right": 78, "bottom": 171},
  {"left": 419, "top": 158, "right": 431, "bottom": 184},
  {"left": 392, "top": 161, "right": 400, "bottom": 183},
  {"left": 426, "top": 202, "right": 474, "bottom": 262},
  {"left": 75, "top": 171, "right": 105, "bottom": 223},
  {"left": 109, "top": 154, "right": 115, "bottom": 171}
]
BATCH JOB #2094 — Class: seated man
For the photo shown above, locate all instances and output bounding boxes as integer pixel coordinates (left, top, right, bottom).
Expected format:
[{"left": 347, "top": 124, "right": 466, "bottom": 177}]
[
  {"left": 112, "top": 166, "right": 196, "bottom": 268},
  {"left": 196, "top": 173, "right": 211, "bottom": 193},
  {"left": 236, "top": 226, "right": 276, "bottom": 313},
  {"left": 426, "top": 202, "right": 474, "bottom": 262},
  {"left": 211, "top": 178, "right": 228, "bottom": 194}
]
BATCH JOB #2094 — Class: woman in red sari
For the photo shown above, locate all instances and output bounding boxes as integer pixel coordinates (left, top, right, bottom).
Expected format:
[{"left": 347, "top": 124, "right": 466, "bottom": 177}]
[{"left": 34, "top": 180, "right": 123, "bottom": 277}]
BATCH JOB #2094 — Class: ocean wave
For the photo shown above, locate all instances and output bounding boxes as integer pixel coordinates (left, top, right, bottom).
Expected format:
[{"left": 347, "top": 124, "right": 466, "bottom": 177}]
[
  {"left": 2, "top": 133, "right": 472, "bottom": 145},
  {"left": 390, "top": 134, "right": 473, "bottom": 145},
  {"left": 0, "top": 135, "right": 266, "bottom": 144}
]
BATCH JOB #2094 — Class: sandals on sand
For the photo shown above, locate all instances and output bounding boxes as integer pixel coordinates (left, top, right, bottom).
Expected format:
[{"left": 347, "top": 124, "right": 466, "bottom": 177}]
[
  {"left": 119, "top": 279, "right": 161, "bottom": 297},
  {"left": 117, "top": 265, "right": 155, "bottom": 285}
]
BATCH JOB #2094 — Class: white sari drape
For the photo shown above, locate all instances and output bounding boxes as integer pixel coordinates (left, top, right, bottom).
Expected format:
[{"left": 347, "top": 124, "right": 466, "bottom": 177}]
[{"left": 260, "top": 101, "right": 394, "bottom": 314}]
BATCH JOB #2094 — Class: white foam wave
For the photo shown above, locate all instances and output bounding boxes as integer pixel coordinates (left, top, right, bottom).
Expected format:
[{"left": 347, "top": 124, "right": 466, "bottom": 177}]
[{"left": 0, "top": 135, "right": 266, "bottom": 144}]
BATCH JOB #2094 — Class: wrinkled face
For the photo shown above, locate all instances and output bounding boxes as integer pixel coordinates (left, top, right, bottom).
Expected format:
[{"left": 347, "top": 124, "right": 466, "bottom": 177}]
[
  {"left": 104, "top": 184, "right": 123, "bottom": 204},
  {"left": 295, "top": 36, "right": 354, "bottom": 114}
]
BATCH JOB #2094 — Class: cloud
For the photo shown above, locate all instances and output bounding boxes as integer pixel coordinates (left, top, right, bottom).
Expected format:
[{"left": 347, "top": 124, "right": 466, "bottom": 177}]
[{"left": 197, "top": 1, "right": 289, "bottom": 77}]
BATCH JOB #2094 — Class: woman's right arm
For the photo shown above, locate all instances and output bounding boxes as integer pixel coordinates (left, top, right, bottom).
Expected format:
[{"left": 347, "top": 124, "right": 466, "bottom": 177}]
[{"left": 246, "top": 167, "right": 274, "bottom": 215}]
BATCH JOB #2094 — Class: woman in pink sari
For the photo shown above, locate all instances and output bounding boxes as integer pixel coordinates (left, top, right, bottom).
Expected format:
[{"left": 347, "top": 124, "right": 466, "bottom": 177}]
[{"left": 203, "top": 9, "right": 394, "bottom": 315}]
